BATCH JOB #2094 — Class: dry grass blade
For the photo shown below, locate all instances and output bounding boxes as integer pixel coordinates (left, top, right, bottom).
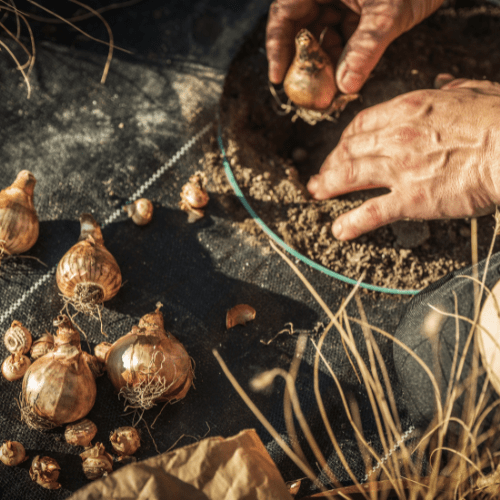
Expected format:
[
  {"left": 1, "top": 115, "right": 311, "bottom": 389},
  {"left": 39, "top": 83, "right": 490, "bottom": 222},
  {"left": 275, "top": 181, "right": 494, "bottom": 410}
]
[
  {"left": 23, "top": 0, "right": 143, "bottom": 23},
  {"left": 218, "top": 218, "right": 500, "bottom": 499},
  {"left": 68, "top": 0, "right": 114, "bottom": 84},
  {"left": 212, "top": 348, "right": 335, "bottom": 498},
  {"left": 0, "top": 0, "right": 134, "bottom": 96}
]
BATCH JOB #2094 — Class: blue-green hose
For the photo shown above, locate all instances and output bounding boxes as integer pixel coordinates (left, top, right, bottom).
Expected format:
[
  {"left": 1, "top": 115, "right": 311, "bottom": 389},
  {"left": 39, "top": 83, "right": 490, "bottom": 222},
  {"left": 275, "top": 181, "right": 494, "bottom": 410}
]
[{"left": 217, "top": 126, "right": 419, "bottom": 296}]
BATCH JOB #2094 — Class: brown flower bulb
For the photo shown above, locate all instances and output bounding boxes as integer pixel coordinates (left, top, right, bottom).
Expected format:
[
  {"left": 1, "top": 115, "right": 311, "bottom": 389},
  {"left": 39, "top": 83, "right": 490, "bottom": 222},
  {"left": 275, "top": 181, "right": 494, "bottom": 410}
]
[
  {"left": 21, "top": 343, "right": 97, "bottom": 430},
  {"left": 2, "top": 351, "right": 31, "bottom": 381},
  {"left": 30, "top": 455, "right": 61, "bottom": 489},
  {"left": 80, "top": 443, "right": 113, "bottom": 480},
  {"left": 283, "top": 29, "right": 336, "bottom": 111},
  {"left": 56, "top": 213, "right": 122, "bottom": 315},
  {"left": 180, "top": 173, "right": 209, "bottom": 223},
  {"left": 123, "top": 198, "right": 154, "bottom": 225},
  {"left": 0, "top": 440, "right": 27, "bottom": 466},
  {"left": 4, "top": 320, "right": 32, "bottom": 354},
  {"left": 65, "top": 419, "right": 98, "bottom": 448},
  {"left": 94, "top": 342, "right": 112, "bottom": 363},
  {"left": 109, "top": 426, "right": 141, "bottom": 456},
  {"left": 105, "top": 303, "right": 193, "bottom": 410},
  {"left": 0, "top": 170, "right": 39, "bottom": 258}
]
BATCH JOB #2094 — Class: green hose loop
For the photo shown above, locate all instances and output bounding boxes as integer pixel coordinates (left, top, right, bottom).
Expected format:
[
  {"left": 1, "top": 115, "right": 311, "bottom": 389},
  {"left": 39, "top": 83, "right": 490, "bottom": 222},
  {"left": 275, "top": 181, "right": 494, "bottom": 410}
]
[{"left": 217, "top": 125, "right": 419, "bottom": 296}]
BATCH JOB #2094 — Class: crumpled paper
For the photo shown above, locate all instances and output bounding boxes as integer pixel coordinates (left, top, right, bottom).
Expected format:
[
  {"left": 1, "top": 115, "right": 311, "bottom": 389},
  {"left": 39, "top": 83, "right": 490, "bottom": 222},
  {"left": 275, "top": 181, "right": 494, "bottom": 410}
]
[{"left": 69, "top": 428, "right": 293, "bottom": 500}]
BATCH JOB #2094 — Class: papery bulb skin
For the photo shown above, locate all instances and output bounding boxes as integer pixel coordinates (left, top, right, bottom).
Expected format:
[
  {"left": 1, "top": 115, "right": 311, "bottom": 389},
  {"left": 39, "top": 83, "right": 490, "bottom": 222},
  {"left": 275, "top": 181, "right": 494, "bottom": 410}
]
[
  {"left": 56, "top": 214, "right": 122, "bottom": 312},
  {"left": 53, "top": 315, "right": 81, "bottom": 349},
  {"left": 30, "top": 456, "right": 61, "bottom": 489},
  {"left": 80, "top": 443, "right": 113, "bottom": 480},
  {"left": 181, "top": 176, "right": 209, "bottom": 209},
  {"left": 179, "top": 173, "right": 209, "bottom": 223},
  {"left": 0, "top": 170, "right": 39, "bottom": 256},
  {"left": 283, "top": 29, "right": 337, "bottom": 111},
  {"left": 94, "top": 342, "right": 112, "bottom": 363},
  {"left": 123, "top": 198, "right": 153, "bottom": 226},
  {"left": 65, "top": 419, "right": 98, "bottom": 447},
  {"left": 109, "top": 426, "right": 141, "bottom": 456},
  {"left": 21, "top": 344, "right": 97, "bottom": 430},
  {"left": 83, "top": 352, "right": 105, "bottom": 378},
  {"left": 105, "top": 304, "right": 194, "bottom": 410},
  {"left": 4, "top": 320, "right": 32, "bottom": 354},
  {"left": 0, "top": 440, "right": 27, "bottom": 466},
  {"left": 30, "top": 332, "right": 54, "bottom": 360}
]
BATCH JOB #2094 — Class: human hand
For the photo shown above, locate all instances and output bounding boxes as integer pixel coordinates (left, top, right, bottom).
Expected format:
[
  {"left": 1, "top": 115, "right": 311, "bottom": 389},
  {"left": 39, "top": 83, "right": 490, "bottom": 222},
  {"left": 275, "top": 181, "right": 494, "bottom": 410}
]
[
  {"left": 266, "top": 0, "right": 444, "bottom": 94},
  {"left": 307, "top": 78, "right": 500, "bottom": 240}
]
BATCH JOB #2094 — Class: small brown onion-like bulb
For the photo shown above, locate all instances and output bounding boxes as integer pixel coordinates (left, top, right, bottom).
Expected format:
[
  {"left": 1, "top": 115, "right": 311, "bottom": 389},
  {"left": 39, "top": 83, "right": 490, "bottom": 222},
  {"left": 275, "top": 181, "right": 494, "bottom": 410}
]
[
  {"left": 30, "top": 332, "right": 54, "bottom": 360},
  {"left": 0, "top": 440, "right": 27, "bottom": 466},
  {"left": 109, "top": 426, "right": 141, "bottom": 456},
  {"left": 0, "top": 170, "right": 39, "bottom": 257},
  {"left": 65, "top": 419, "right": 98, "bottom": 447},
  {"left": 4, "top": 320, "right": 32, "bottom": 354},
  {"left": 56, "top": 213, "right": 122, "bottom": 315},
  {"left": 123, "top": 198, "right": 153, "bottom": 225},
  {"left": 21, "top": 343, "right": 97, "bottom": 430},
  {"left": 180, "top": 173, "right": 209, "bottom": 223},
  {"left": 105, "top": 303, "right": 194, "bottom": 410},
  {"left": 30, "top": 456, "right": 61, "bottom": 489},
  {"left": 283, "top": 29, "right": 337, "bottom": 111},
  {"left": 94, "top": 342, "right": 112, "bottom": 363},
  {"left": 2, "top": 351, "right": 31, "bottom": 381},
  {"left": 80, "top": 443, "right": 113, "bottom": 480}
]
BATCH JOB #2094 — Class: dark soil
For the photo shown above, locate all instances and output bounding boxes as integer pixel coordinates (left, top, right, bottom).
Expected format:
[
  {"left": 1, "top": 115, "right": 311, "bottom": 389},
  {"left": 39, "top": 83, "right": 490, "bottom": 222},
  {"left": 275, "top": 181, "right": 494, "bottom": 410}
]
[{"left": 203, "top": 2, "right": 500, "bottom": 292}]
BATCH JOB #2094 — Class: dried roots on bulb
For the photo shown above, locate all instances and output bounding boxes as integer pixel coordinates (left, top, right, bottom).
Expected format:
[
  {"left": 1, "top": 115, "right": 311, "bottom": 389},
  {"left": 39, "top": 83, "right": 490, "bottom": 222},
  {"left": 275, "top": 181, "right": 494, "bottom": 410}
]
[
  {"left": 56, "top": 213, "right": 122, "bottom": 320},
  {"left": 80, "top": 443, "right": 113, "bottom": 480},
  {"left": 0, "top": 440, "right": 27, "bottom": 466},
  {"left": 105, "top": 303, "right": 194, "bottom": 411},
  {"left": 179, "top": 173, "right": 210, "bottom": 223},
  {"left": 0, "top": 171, "right": 39, "bottom": 264},
  {"left": 4, "top": 320, "right": 32, "bottom": 354},
  {"left": 271, "top": 29, "right": 358, "bottom": 125},
  {"left": 30, "top": 456, "right": 61, "bottom": 490}
]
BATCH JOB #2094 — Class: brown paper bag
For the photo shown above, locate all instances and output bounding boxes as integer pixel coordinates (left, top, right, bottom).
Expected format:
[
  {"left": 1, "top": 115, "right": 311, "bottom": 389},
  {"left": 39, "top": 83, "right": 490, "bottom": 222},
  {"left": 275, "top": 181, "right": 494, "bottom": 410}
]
[{"left": 69, "top": 428, "right": 293, "bottom": 500}]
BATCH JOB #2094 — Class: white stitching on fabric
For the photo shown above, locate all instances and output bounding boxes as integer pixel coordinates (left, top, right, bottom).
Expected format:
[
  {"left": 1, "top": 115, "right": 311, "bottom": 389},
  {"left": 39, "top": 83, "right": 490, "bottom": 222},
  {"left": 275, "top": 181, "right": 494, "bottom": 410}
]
[{"left": 362, "top": 425, "right": 416, "bottom": 482}]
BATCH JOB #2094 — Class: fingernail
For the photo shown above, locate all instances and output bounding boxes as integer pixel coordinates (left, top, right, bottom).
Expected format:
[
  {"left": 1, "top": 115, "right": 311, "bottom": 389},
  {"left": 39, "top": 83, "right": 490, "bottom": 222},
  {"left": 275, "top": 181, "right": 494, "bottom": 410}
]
[
  {"left": 333, "top": 220, "right": 344, "bottom": 240},
  {"left": 339, "top": 70, "right": 364, "bottom": 94}
]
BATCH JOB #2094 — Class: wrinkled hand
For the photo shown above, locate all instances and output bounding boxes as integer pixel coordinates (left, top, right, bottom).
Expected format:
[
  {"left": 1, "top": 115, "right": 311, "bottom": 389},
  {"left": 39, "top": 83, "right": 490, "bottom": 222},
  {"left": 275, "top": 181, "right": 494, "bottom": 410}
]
[
  {"left": 307, "top": 78, "right": 500, "bottom": 240},
  {"left": 266, "top": 0, "right": 444, "bottom": 94}
]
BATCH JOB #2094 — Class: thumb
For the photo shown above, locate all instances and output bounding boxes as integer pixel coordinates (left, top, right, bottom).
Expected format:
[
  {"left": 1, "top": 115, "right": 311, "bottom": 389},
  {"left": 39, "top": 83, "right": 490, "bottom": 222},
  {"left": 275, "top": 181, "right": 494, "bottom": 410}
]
[{"left": 336, "top": 11, "right": 400, "bottom": 94}]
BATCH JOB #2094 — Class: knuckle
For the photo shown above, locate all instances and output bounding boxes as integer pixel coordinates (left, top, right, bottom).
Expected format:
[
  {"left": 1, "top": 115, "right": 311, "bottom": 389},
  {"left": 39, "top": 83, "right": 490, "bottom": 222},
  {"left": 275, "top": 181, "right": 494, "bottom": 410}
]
[{"left": 362, "top": 201, "right": 384, "bottom": 228}]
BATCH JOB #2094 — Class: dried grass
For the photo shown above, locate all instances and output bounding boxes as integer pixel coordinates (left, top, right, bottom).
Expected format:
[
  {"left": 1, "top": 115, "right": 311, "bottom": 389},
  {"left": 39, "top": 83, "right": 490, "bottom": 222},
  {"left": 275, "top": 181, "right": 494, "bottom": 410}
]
[
  {"left": 214, "top": 210, "right": 500, "bottom": 499},
  {"left": 0, "top": 0, "right": 137, "bottom": 97}
]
